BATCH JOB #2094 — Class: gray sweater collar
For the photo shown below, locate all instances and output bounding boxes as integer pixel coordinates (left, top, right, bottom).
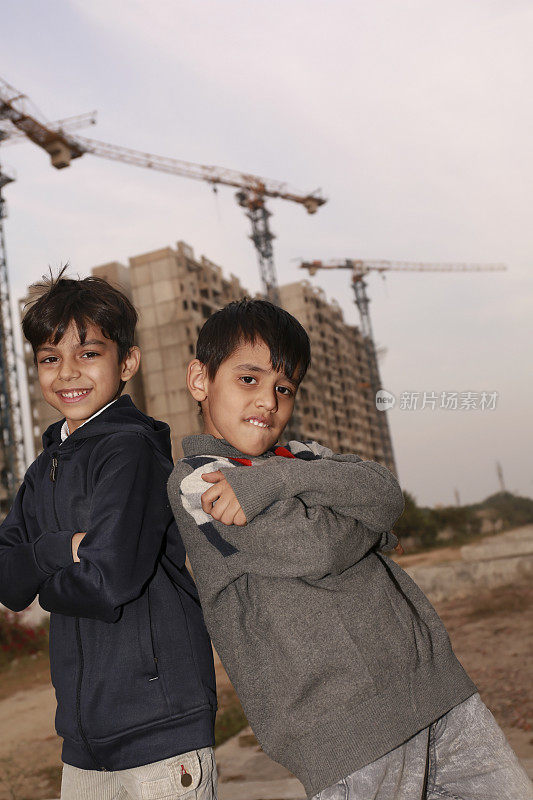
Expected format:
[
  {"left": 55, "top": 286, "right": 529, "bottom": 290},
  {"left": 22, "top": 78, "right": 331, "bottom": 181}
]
[{"left": 182, "top": 434, "right": 275, "bottom": 460}]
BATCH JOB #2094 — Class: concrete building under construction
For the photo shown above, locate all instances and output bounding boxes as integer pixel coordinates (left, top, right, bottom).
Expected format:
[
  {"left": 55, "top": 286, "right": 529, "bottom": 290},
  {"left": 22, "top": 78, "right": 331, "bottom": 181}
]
[
  {"left": 20, "top": 240, "right": 394, "bottom": 471},
  {"left": 279, "top": 281, "right": 386, "bottom": 462}
]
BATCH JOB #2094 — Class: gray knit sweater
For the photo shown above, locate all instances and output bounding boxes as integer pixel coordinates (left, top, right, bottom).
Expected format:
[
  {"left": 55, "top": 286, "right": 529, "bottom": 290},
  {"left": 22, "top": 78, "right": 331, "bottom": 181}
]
[{"left": 167, "top": 435, "right": 476, "bottom": 798}]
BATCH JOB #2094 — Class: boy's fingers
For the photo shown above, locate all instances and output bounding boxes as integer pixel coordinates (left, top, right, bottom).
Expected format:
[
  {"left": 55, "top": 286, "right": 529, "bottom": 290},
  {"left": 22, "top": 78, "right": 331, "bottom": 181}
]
[
  {"left": 201, "top": 480, "right": 243, "bottom": 524},
  {"left": 393, "top": 535, "right": 405, "bottom": 555},
  {"left": 201, "top": 471, "right": 225, "bottom": 483},
  {"left": 202, "top": 484, "right": 221, "bottom": 502},
  {"left": 233, "top": 509, "right": 247, "bottom": 526},
  {"left": 201, "top": 484, "right": 223, "bottom": 512},
  {"left": 220, "top": 500, "right": 241, "bottom": 526},
  {"left": 71, "top": 531, "right": 86, "bottom": 563},
  {"left": 210, "top": 497, "right": 230, "bottom": 521}
]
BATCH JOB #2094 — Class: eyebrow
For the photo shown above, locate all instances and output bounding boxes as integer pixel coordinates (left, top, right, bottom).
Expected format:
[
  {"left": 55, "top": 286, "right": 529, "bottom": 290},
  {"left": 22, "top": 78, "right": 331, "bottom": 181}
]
[
  {"left": 233, "top": 363, "right": 298, "bottom": 387},
  {"left": 36, "top": 339, "right": 108, "bottom": 353}
]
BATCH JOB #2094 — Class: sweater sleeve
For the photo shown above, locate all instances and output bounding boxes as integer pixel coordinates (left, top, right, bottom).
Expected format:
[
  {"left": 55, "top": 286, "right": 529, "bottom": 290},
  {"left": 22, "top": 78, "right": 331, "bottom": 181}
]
[
  {"left": 0, "top": 465, "right": 74, "bottom": 612},
  {"left": 171, "top": 456, "right": 403, "bottom": 580},
  {"left": 221, "top": 450, "right": 405, "bottom": 533},
  {"left": 38, "top": 434, "right": 170, "bottom": 623}
]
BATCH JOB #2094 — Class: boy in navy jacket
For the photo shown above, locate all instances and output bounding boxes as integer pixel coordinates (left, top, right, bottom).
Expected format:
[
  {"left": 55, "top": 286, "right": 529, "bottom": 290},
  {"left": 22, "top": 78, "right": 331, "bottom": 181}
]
[{"left": 0, "top": 270, "right": 217, "bottom": 800}]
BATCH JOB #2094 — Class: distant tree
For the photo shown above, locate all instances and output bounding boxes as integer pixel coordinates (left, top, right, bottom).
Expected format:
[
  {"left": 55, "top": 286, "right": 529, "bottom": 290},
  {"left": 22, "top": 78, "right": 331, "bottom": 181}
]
[
  {"left": 430, "top": 505, "right": 482, "bottom": 538},
  {"left": 394, "top": 491, "right": 439, "bottom": 547},
  {"left": 394, "top": 489, "right": 533, "bottom": 552},
  {"left": 473, "top": 491, "right": 533, "bottom": 528}
]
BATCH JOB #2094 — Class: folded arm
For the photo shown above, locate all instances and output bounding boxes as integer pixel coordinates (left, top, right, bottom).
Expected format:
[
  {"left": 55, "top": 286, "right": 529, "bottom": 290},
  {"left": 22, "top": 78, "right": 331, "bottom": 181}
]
[
  {"left": 175, "top": 454, "right": 404, "bottom": 580},
  {"left": 38, "top": 435, "right": 169, "bottom": 623},
  {"left": 0, "top": 467, "right": 74, "bottom": 612},
  {"left": 221, "top": 450, "right": 405, "bottom": 532},
  {"left": 226, "top": 497, "right": 394, "bottom": 579}
]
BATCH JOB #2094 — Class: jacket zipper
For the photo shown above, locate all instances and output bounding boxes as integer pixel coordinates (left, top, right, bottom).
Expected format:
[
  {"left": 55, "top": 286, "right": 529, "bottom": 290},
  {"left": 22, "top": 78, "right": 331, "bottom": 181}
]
[
  {"left": 50, "top": 451, "right": 108, "bottom": 771},
  {"left": 50, "top": 455, "right": 58, "bottom": 483},
  {"left": 50, "top": 452, "right": 60, "bottom": 526},
  {"left": 146, "top": 586, "right": 159, "bottom": 680}
]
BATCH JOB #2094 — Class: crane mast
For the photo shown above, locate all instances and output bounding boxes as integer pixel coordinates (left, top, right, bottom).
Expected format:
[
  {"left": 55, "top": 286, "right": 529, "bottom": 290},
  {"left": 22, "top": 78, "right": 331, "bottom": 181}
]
[
  {"left": 0, "top": 165, "right": 25, "bottom": 503},
  {"left": 300, "top": 258, "right": 507, "bottom": 474},
  {"left": 236, "top": 190, "right": 279, "bottom": 305}
]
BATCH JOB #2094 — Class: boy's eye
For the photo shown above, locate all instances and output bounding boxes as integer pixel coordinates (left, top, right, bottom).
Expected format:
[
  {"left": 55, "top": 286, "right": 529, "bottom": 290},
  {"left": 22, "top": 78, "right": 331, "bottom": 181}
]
[
  {"left": 81, "top": 351, "right": 100, "bottom": 359},
  {"left": 276, "top": 385, "right": 293, "bottom": 397},
  {"left": 240, "top": 376, "right": 257, "bottom": 385},
  {"left": 40, "top": 356, "right": 58, "bottom": 364}
]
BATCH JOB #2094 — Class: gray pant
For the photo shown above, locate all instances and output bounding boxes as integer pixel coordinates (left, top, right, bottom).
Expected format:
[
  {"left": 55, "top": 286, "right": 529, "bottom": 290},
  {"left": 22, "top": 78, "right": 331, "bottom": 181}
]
[
  {"left": 60, "top": 746, "right": 217, "bottom": 800},
  {"left": 312, "top": 694, "right": 533, "bottom": 800}
]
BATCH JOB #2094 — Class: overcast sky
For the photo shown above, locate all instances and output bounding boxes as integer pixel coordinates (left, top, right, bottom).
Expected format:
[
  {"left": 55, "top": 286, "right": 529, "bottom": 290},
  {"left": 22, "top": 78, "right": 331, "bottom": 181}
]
[{"left": 2, "top": 0, "right": 532, "bottom": 506}]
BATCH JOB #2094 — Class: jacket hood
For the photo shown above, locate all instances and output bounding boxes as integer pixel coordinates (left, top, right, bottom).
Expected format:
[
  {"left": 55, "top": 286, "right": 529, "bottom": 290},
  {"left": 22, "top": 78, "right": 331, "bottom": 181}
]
[{"left": 42, "top": 395, "right": 172, "bottom": 459}]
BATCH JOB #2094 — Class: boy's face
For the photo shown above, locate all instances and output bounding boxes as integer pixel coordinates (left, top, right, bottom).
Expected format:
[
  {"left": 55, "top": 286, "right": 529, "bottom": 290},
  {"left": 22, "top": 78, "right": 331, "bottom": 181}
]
[
  {"left": 36, "top": 320, "right": 140, "bottom": 433},
  {"left": 188, "top": 340, "right": 298, "bottom": 456}
]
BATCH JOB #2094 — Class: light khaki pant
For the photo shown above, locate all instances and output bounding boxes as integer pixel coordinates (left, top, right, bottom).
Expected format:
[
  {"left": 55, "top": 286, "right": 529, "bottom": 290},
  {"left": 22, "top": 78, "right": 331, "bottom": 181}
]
[{"left": 60, "top": 746, "right": 217, "bottom": 800}]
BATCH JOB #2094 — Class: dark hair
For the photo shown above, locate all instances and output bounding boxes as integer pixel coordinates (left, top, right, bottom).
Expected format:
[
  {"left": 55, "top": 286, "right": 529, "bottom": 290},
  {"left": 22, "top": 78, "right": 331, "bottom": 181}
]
[
  {"left": 22, "top": 266, "right": 138, "bottom": 364},
  {"left": 196, "top": 298, "right": 311, "bottom": 382}
]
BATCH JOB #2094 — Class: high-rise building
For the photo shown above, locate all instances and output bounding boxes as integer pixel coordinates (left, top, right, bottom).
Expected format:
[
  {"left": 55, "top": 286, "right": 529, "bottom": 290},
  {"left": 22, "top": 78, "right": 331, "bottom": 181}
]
[
  {"left": 91, "top": 260, "right": 145, "bottom": 413},
  {"left": 128, "top": 241, "right": 249, "bottom": 458},
  {"left": 20, "top": 240, "right": 394, "bottom": 472},
  {"left": 280, "top": 281, "right": 388, "bottom": 463}
]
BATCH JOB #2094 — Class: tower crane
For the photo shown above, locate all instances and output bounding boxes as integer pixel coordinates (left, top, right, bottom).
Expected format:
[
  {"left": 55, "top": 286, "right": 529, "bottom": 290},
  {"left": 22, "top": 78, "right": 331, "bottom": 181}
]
[
  {"left": 300, "top": 258, "right": 507, "bottom": 473},
  {"left": 0, "top": 76, "right": 326, "bottom": 306}
]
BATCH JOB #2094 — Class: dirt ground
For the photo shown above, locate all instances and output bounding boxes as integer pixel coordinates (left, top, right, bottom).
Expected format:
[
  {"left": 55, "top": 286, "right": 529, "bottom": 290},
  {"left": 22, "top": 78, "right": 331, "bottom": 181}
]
[
  {"left": 434, "top": 580, "right": 533, "bottom": 761},
  {"left": 0, "top": 579, "right": 531, "bottom": 800}
]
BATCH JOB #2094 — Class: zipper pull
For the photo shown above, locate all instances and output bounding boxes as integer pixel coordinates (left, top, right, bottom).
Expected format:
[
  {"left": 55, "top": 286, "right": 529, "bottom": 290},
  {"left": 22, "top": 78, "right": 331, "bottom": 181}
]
[{"left": 50, "top": 455, "right": 58, "bottom": 482}]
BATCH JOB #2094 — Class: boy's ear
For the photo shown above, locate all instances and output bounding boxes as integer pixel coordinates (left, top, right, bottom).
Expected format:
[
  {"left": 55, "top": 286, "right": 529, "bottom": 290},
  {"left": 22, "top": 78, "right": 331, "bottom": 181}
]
[
  {"left": 121, "top": 346, "right": 141, "bottom": 383},
  {"left": 187, "top": 359, "right": 208, "bottom": 402}
]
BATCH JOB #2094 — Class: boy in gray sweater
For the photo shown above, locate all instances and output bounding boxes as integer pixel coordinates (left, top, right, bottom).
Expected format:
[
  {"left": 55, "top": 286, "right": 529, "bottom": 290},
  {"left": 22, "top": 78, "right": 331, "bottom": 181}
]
[{"left": 168, "top": 299, "right": 531, "bottom": 800}]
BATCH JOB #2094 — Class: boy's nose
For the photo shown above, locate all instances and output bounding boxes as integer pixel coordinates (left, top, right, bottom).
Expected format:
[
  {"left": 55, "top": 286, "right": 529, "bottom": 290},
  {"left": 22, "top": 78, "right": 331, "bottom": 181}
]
[
  {"left": 255, "top": 390, "right": 278, "bottom": 413},
  {"left": 58, "top": 360, "right": 81, "bottom": 381}
]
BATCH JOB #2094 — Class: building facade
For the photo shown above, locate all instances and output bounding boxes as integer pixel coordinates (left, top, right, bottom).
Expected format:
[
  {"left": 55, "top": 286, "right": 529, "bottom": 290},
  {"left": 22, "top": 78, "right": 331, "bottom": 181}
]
[
  {"left": 280, "top": 281, "right": 388, "bottom": 463},
  {"left": 127, "top": 241, "right": 249, "bottom": 458}
]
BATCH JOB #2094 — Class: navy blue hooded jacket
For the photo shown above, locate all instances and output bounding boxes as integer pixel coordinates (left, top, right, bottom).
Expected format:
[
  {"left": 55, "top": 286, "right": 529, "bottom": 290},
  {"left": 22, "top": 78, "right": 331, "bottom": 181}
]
[{"left": 0, "top": 395, "right": 216, "bottom": 771}]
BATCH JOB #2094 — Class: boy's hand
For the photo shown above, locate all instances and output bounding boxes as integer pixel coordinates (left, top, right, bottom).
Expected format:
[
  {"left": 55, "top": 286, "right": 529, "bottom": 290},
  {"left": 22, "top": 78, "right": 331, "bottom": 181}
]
[
  {"left": 393, "top": 538, "right": 405, "bottom": 555},
  {"left": 71, "top": 532, "right": 86, "bottom": 562},
  {"left": 201, "top": 472, "right": 247, "bottom": 526}
]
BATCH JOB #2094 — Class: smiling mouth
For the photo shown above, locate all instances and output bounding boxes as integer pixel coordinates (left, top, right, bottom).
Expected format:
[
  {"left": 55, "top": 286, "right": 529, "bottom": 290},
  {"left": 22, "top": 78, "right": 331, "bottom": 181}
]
[
  {"left": 56, "top": 389, "right": 92, "bottom": 402},
  {"left": 245, "top": 417, "right": 270, "bottom": 429}
]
